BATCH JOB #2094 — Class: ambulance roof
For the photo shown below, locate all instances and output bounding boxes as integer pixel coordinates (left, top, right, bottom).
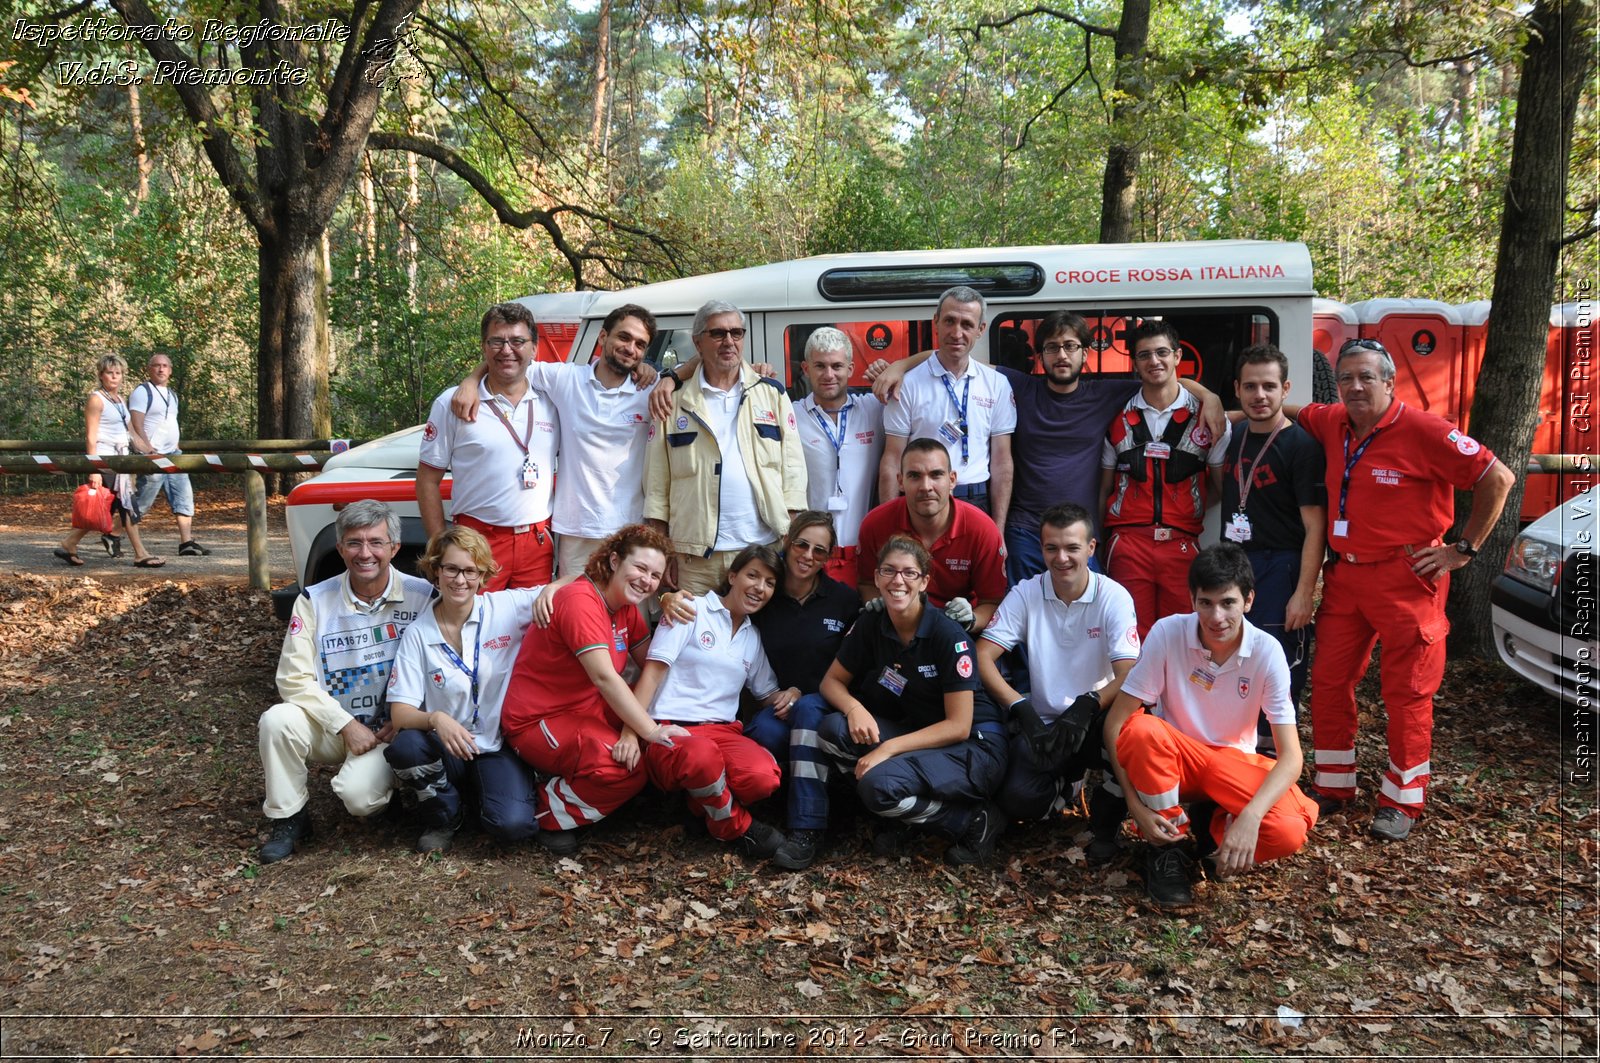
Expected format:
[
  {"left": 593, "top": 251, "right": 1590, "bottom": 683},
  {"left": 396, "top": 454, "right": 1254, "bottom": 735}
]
[{"left": 580, "top": 240, "right": 1314, "bottom": 320}]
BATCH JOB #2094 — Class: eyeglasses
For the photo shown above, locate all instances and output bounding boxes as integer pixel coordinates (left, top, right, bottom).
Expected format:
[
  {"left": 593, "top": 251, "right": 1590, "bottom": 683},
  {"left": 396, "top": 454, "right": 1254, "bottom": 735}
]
[
  {"left": 485, "top": 337, "right": 532, "bottom": 351},
  {"left": 1040, "top": 341, "right": 1084, "bottom": 356},
  {"left": 439, "top": 564, "right": 482, "bottom": 583},
  {"left": 340, "top": 538, "right": 393, "bottom": 552},
  {"left": 789, "top": 538, "right": 832, "bottom": 558},
  {"left": 1339, "top": 338, "right": 1386, "bottom": 356},
  {"left": 876, "top": 566, "right": 925, "bottom": 582},
  {"left": 701, "top": 327, "right": 747, "bottom": 342},
  {"left": 1134, "top": 346, "right": 1177, "bottom": 360}
]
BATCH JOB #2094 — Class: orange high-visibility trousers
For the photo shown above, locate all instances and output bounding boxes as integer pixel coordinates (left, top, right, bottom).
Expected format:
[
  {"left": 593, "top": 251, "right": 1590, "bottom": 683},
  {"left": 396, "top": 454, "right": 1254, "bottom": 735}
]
[{"left": 1115, "top": 711, "right": 1317, "bottom": 863}]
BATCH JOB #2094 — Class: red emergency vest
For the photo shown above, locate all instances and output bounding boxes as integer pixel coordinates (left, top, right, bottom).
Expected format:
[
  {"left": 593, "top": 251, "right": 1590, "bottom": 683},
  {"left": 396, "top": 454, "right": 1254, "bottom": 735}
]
[{"left": 1104, "top": 400, "right": 1210, "bottom": 532}]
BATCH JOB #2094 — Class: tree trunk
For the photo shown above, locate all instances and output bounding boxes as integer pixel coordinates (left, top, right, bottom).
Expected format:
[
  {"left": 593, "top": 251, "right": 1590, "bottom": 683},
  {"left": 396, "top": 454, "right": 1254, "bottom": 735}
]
[
  {"left": 1098, "top": 0, "right": 1151, "bottom": 243},
  {"left": 588, "top": 0, "right": 612, "bottom": 159},
  {"left": 127, "top": 82, "right": 150, "bottom": 210},
  {"left": 1448, "top": 0, "right": 1596, "bottom": 657},
  {"left": 258, "top": 229, "right": 332, "bottom": 445}
]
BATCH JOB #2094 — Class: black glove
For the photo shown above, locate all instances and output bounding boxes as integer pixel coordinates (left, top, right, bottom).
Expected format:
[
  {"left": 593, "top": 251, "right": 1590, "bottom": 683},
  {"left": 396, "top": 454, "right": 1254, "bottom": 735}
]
[
  {"left": 1043, "top": 691, "right": 1105, "bottom": 763},
  {"left": 1007, "top": 697, "right": 1050, "bottom": 753}
]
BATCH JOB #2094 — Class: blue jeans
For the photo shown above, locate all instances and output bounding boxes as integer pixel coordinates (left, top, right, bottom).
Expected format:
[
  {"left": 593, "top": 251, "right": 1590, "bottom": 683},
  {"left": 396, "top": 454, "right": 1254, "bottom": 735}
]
[
  {"left": 1244, "top": 547, "right": 1311, "bottom": 714},
  {"left": 131, "top": 461, "right": 195, "bottom": 522},
  {"left": 1005, "top": 509, "right": 1101, "bottom": 586}
]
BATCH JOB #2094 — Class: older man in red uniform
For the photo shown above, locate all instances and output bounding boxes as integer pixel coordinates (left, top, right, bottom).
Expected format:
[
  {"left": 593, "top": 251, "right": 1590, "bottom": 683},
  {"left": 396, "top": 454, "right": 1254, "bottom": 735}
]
[{"left": 1298, "top": 339, "right": 1514, "bottom": 841}]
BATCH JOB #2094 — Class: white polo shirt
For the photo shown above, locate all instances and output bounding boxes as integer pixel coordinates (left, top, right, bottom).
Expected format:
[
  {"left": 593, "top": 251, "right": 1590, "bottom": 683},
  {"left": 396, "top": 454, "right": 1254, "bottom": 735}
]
[
  {"left": 883, "top": 354, "right": 1016, "bottom": 486},
  {"left": 796, "top": 392, "right": 885, "bottom": 549},
  {"left": 523, "top": 361, "right": 656, "bottom": 538},
  {"left": 1119, "top": 612, "right": 1293, "bottom": 754},
  {"left": 646, "top": 591, "right": 780, "bottom": 724},
  {"left": 981, "top": 571, "right": 1141, "bottom": 722},
  {"left": 699, "top": 371, "right": 775, "bottom": 550},
  {"left": 386, "top": 587, "right": 546, "bottom": 753},
  {"left": 129, "top": 382, "right": 180, "bottom": 452},
  {"left": 420, "top": 382, "right": 558, "bottom": 528}
]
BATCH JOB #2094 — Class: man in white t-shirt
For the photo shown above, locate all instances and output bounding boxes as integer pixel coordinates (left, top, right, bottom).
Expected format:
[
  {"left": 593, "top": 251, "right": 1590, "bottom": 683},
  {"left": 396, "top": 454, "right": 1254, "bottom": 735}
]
[
  {"left": 795, "top": 327, "right": 885, "bottom": 582},
  {"left": 452, "top": 303, "right": 664, "bottom": 577},
  {"left": 418, "top": 303, "right": 559, "bottom": 590},
  {"left": 879, "top": 286, "right": 1016, "bottom": 527},
  {"left": 1103, "top": 543, "right": 1318, "bottom": 909},
  {"left": 128, "top": 354, "right": 208, "bottom": 556},
  {"left": 978, "top": 503, "right": 1140, "bottom": 826}
]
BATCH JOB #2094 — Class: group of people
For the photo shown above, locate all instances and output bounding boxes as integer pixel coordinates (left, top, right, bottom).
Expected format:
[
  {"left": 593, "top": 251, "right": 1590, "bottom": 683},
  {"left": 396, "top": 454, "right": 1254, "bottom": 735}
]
[
  {"left": 253, "top": 289, "right": 1515, "bottom": 910},
  {"left": 56, "top": 353, "right": 210, "bottom": 568}
]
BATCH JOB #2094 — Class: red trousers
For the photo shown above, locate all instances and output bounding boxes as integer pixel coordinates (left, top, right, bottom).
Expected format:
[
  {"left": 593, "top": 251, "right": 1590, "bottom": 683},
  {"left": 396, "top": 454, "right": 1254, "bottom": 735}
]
[
  {"left": 1104, "top": 526, "right": 1199, "bottom": 639},
  {"left": 455, "top": 513, "right": 554, "bottom": 592},
  {"left": 1310, "top": 556, "right": 1449, "bottom": 816},
  {"left": 825, "top": 545, "right": 859, "bottom": 586},
  {"left": 1116, "top": 712, "right": 1317, "bottom": 863},
  {"left": 506, "top": 708, "right": 645, "bottom": 832},
  {"left": 644, "top": 721, "right": 780, "bottom": 840}
]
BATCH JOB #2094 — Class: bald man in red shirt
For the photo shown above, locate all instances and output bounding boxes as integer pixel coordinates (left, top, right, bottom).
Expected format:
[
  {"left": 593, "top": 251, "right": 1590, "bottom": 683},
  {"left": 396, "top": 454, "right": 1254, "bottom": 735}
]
[{"left": 1297, "top": 340, "right": 1514, "bottom": 842}]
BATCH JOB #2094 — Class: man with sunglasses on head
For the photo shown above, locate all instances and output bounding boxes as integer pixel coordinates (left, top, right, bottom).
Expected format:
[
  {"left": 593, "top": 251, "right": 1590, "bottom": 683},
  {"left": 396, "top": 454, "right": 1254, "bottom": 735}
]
[
  {"left": 419, "top": 302, "right": 558, "bottom": 590},
  {"left": 645, "top": 300, "right": 807, "bottom": 596},
  {"left": 1294, "top": 338, "right": 1513, "bottom": 842},
  {"left": 1100, "top": 320, "right": 1230, "bottom": 638},
  {"left": 256, "top": 500, "right": 434, "bottom": 864}
]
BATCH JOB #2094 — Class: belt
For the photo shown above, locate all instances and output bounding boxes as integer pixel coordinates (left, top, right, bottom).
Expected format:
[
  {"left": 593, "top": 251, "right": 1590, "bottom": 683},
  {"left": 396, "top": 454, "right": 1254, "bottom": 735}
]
[
  {"left": 1334, "top": 540, "right": 1441, "bottom": 565},
  {"left": 456, "top": 514, "right": 551, "bottom": 537},
  {"left": 1112, "top": 524, "right": 1196, "bottom": 542},
  {"left": 973, "top": 721, "right": 1006, "bottom": 737},
  {"left": 952, "top": 482, "right": 988, "bottom": 499},
  {"left": 831, "top": 545, "right": 859, "bottom": 561}
]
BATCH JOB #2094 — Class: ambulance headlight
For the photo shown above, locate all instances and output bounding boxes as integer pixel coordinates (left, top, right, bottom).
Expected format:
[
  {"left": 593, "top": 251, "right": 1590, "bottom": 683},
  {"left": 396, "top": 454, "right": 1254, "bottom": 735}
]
[{"left": 1503, "top": 533, "right": 1561, "bottom": 592}]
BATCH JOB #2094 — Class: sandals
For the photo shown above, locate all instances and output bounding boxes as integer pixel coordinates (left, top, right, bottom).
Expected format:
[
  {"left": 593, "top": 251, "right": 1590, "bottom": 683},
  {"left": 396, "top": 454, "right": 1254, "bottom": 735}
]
[
  {"left": 53, "top": 547, "right": 85, "bottom": 567},
  {"left": 133, "top": 556, "right": 166, "bottom": 568},
  {"left": 101, "top": 534, "right": 123, "bottom": 558}
]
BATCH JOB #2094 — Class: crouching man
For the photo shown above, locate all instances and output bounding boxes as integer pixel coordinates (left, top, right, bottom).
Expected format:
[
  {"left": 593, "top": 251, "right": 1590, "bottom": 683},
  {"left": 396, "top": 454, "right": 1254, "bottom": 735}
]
[
  {"left": 1104, "top": 543, "right": 1318, "bottom": 908},
  {"left": 257, "top": 500, "right": 435, "bottom": 863}
]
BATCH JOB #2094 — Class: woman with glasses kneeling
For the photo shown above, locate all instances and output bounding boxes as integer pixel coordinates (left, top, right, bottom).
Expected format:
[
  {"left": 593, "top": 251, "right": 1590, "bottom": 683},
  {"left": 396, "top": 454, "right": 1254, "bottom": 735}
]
[
  {"left": 386, "top": 527, "right": 548, "bottom": 853},
  {"left": 627, "top": 544, "right": 789, "bottom": 857},
  {"left": 773, "top": 535, "right": 1009, "bottom": 869},
  {"left": 500, "top": 524, "right": 690, "bottom": 855}
]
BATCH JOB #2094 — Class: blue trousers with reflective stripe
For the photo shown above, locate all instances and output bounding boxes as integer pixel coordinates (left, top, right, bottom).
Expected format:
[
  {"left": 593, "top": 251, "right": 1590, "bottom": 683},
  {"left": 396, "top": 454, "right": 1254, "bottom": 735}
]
[
  {"left": 789, "top": 699, "right": 1006, "bottom": 837},
  {"left": 385, "top": 729, "right": 539, "bottom": 841},
  {"left": 745, "top": 701, "right": 796, "bottom": 764}
]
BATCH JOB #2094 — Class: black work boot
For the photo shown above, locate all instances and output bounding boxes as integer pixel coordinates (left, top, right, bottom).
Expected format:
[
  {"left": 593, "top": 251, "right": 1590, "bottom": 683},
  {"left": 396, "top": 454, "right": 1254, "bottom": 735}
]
[
  {"left": 1143, "top": 845, "right": 1195, "bottom": 909},
  {"left": 260, "top": 809, "right": 312, "bottom": 864},
  {"left": 1086, "top": 787, "right": 1125, "bottom": 865}
]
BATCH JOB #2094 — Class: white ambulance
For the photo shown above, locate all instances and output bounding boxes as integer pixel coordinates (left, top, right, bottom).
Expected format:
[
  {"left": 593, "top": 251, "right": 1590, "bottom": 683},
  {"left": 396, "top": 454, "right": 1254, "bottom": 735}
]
[{"left": 278, "top": 240, "right": 1324, "bottom": 614}]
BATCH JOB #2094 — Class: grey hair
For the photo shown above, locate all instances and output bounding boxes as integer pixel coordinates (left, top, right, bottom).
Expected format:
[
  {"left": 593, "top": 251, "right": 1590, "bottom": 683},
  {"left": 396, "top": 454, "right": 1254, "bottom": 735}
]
[
  {"left": 804, "top": 326, "right": 852, "bottom": 360},
  {"left": 336, "top": 499, "right": 401, "bottom": 544},
  {"left": 692, "top": 300, "right": 745, "bottom": 336},
  {"left": 937, "top": 285, "right": 987, "bottom": 324},
  {"left": 1336, "top": 340, "right": 1398, "bottom": 382}
]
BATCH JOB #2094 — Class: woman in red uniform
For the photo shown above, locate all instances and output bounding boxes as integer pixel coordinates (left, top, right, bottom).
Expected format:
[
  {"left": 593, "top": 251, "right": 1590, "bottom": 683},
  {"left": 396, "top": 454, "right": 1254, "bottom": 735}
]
[{"left": 501, "top": 524, "right": 688, "bottom": 853}]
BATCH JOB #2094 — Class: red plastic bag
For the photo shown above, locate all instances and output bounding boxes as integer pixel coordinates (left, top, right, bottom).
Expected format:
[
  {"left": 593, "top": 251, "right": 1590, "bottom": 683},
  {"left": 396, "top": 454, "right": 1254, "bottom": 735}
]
[{"left": 71, "top": 483, "right": 114, "bottom": 534}]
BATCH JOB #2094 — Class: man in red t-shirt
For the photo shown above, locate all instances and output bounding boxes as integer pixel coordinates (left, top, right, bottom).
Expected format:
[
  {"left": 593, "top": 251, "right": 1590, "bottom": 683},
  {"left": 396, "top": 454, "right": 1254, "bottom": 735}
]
[
  {"left": 856, "top": 438, "right": 1006, "bottom": 633},
  {"left": 1297, "top": 340, "right": 1513, "bottom": 842}
]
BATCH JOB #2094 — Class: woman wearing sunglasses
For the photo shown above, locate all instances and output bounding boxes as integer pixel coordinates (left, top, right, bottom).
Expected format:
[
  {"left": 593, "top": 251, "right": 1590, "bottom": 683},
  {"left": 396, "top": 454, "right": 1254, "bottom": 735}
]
[{"left": 771, "top": 535, "right": 1008, "bottom": 869}]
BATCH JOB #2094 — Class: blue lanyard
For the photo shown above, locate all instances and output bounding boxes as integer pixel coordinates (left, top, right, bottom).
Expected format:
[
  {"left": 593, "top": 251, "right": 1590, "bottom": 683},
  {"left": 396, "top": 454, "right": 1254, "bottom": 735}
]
[
  {"left": 809, "top": 400, "right": 853, "bottom": 466},
  {"left": 437, "top": 604, "right": 483, "bottom": 730},
  {"left": 939, "top": 372, "right": 970, "bottom": 465},
  {"left": 1338, "top": 420, "right": 1388, "bottom": 522}
]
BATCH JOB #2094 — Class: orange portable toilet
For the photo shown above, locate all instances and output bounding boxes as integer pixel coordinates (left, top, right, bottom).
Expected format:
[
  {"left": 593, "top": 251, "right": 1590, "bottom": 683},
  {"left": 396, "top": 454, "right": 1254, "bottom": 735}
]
[
  {"left": 1313, "top": 298, "right": 1359, "bottom": 365},
  {"left": 1351, "top": 299, "right": 1467, "bottom": 423},
  {"left": 1549, "top": 302, "right": 1599, "bottom": 512}
]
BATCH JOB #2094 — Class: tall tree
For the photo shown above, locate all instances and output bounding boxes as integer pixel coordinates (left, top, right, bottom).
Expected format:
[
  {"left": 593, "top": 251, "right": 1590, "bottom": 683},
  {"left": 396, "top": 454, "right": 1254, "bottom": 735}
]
[
  {"left": 1099, "top": 0, "right": 1151, "bottom": 242},
  {"left": 1448, "top": 0, "right": 1596, "bottom": 656}
]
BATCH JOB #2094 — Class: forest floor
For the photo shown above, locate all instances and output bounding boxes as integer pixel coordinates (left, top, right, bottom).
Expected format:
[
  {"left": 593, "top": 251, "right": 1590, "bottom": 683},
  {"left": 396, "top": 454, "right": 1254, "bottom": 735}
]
[{"left": 0, "top": 492, "right": 1595, "bottom": 1059}]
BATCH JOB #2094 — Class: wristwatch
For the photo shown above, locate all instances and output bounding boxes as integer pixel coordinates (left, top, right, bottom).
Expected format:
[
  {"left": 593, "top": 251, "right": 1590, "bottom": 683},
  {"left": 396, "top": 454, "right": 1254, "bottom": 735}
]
[{"left": 1453, "top": 538, "right": 1478, "bottom": 558}]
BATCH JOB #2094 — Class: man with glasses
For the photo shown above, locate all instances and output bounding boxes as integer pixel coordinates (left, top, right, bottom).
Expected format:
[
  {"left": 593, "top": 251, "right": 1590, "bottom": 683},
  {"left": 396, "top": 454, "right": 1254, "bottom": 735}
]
[
  {"left": 256, "top": 500, "right": 435, "bottom": 864},
  {"left": 450, "top": 303, "right": 664, "bottom": 577},
  {"left": 418, "top": 302, "right": 558, "bottom": 590},
  {"left": 878, "top": 286, "right": 1016, "bottom": 525},
  {"left": 1296, "top": 339, "right": 1513, "bottom": 841},
  {"left": 855, "top": 437, "right": 1007, "bottom": 633},
  {"left": 1100, "top": 320, "right": 1229, "bottom": 638},
  {"left": 645, "top": 299, "right": 807, "bottom": 595},
  {"left": 1207, "top": 343, "right": 1325, "bottom": 750},
  {"left": 795, "top": 328, "right": 886, "bottom": 581},
  {"left": 128, "top": 353, "right": 210, "bottom": 557}
]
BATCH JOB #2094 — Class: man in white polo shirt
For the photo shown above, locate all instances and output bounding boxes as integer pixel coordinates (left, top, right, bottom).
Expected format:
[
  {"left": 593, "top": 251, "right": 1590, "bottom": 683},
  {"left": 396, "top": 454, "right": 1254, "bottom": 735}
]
[
  {"left": 129, "top": 353, "right": 209, "bottom": 556},
  {"left": 1103, "top": 543, "right": 1318, "bottom": 909},
  {"left": 878, "top": 286, "right": 1015, "bottom": 527},
  {"left": 453, "top": 303, "right": 663, "bottom": 577},
  {"left": 419, "top": 302, "right": 558, "bottom": 590},
  {"left": 795, "top": 327, "right": 885, "bottom": 582},
  {"left": 977, "top": 502, "right": 1140, "bottom": 826}
]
